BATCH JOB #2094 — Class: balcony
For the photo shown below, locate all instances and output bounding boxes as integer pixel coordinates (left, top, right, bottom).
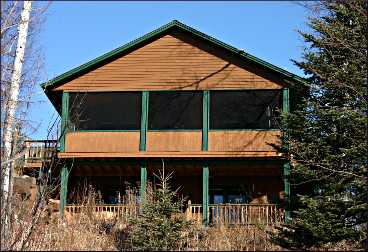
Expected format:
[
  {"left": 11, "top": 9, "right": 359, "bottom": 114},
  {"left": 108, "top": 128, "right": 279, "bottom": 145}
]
[{"left": 23, "top": 140, "right": 58, "bottom": 169}]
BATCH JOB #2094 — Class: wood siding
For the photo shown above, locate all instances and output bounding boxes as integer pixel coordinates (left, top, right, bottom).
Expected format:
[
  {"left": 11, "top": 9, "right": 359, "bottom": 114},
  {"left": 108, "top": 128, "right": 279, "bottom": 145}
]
[
  {"left": 208, "top": 130, "right": 281, "bottom": 152},
  {"left": 62, "top": 130, "right": 281, "bottom": 157},
  {"left": 146, "top": 131, "right": 202, "bottom": 152},
  {"left": 54, "top": 31, "right": 285, "bottom": 92},
  {"left": 65, "top": 132, "right": 140, "bottom": 153}
]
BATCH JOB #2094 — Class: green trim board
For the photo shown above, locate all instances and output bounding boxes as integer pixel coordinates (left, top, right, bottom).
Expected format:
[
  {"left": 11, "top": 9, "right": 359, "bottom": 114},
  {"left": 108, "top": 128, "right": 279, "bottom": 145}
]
[
  {"left": 60, "top": 92, "right": 69, "bottom": 152},
  {"left": 140, "top": 91, "right": 149, "bottom": 151},
  {"left": 41, "top": 20, "right": 307, "bottom": 114}
]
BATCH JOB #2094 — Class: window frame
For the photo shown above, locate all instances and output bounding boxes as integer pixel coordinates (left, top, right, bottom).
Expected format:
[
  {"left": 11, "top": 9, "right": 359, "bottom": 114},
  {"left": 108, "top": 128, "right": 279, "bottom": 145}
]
[
  {"left": 68, "top": 91, "right": 142, "bottom": 132},
  {"left": 208, "top": 89, "right": 283, "bottom": 131},
  {"left": 147, "top": 90, "right": 203, "bottom": 131}
]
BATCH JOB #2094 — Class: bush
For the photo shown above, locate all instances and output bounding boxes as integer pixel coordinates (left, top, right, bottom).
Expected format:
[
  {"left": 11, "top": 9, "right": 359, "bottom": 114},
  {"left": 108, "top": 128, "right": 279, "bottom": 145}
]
[{"left": 128, "top": 169, "right": 194, "bottom": 250}]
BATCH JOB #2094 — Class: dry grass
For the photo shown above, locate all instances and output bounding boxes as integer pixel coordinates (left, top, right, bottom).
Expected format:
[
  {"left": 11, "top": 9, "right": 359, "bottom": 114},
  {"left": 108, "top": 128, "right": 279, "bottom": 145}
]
[
  {"left": 184, "top": 224, "right": 284, "bottom": 251},
  {"left": 4, "top": 184, "right": 362, "bottom": 251},
  {"left": 26, "top": 217, "right": 116, "bottom": 251}
]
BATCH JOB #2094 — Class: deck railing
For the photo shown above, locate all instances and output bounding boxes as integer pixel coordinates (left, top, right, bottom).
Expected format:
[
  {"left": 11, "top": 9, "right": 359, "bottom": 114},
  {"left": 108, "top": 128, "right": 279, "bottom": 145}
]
[
  {"left": 186, "top": 203, "right": 284, "bottom": 225},
  {"left": 23, "top": 140, "right": 58, "bottom": 167},
  {"left": 65, "top": 203, "right": 284, "bottom": 225},
  {"left": 65, "top": 204, "right": 140, "bottom": 221}
]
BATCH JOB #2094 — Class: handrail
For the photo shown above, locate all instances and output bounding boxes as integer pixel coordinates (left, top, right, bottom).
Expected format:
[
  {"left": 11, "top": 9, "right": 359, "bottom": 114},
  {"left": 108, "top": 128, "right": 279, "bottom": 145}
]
[
  {"left": 186, "top": 202, "right": 284, "bottom": 225},
  {"left": 65, "top": 204, "right": 139, "bottom": 221},
  {"left": 23, "top": 140, "right": 58, "bottom": 165},
  {"left": 64, "top": 203, "right": 284, "bottom": 225}
]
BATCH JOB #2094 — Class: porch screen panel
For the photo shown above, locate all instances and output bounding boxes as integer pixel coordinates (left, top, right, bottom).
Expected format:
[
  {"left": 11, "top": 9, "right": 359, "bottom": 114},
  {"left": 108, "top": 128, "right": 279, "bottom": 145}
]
[
  {"left": 148, "top": 92, "right": 202, "bottom": 130},
  {"left": 210, "top": 90, "right": 282, "bottom": 129},
  {"left": 69, "top": 92, "right": 141, "bottom": 130}
]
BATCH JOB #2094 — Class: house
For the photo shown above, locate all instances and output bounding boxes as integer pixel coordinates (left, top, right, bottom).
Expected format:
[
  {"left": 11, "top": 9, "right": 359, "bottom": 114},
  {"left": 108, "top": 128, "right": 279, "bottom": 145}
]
[{"left": 36, "top": 20, "right": 306, "bottom": 225}]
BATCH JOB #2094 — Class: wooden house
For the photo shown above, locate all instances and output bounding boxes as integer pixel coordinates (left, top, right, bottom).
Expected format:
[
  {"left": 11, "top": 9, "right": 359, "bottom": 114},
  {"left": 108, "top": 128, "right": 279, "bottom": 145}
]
[{"left": 39, "top": 20, "right": 306, "bottom": 225}]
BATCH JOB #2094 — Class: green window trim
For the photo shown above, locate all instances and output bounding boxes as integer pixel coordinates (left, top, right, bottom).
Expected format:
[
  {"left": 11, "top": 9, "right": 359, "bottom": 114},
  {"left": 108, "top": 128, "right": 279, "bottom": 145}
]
[
  {"left": 60, "top": 92, "right": 69, "bottom": 152},
  {"left": 140, "top": 91, "right": 149, "bottom": 151},
  {"left": 202, "top": 90, "right": 209, "bottom": 151}
]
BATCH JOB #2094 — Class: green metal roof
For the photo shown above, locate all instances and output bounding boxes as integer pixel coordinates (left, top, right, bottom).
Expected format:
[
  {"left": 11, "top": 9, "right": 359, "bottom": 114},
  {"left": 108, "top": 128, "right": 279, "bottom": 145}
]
[{"left": 42, "top": 20, "right": 307, "bottom": 112}]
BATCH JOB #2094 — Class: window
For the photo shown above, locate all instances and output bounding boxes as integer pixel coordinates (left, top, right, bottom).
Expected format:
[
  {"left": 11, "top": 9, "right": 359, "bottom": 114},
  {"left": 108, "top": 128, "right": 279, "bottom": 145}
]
[
  {"left": 148, "top": 92, "right": 202, "bottom": 130},
  {"left": 69, "top": 92, "right": 141, "bottom": 130},
  {"left": 210, "top": 90, "right": 282, "bottom": 129}
]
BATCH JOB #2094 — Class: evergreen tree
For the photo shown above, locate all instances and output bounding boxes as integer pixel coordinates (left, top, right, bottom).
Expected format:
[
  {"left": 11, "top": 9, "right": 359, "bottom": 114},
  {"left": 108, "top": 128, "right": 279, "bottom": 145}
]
[
  {"left": 275, "top": 1, "right": 367, "bottom": 249},
  {"left": 129, "top": 169, "right": 193, "bottom": 250}
]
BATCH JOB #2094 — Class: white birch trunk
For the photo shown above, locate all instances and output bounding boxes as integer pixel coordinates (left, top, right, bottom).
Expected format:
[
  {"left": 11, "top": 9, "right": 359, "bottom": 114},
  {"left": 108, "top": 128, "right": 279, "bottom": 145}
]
[{"left": 2, "top": 0, "right": 32, "bottom": 224}]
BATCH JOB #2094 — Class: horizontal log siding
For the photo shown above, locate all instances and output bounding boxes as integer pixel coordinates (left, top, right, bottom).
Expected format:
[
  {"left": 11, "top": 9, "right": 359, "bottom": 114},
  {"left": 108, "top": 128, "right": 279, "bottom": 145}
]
[
  {"left": 65, "top": 132, "right": 140, "bottom": 153},
  {"left": 54, "top": 32, "right": 284, "bottom": 92},
  {"left": 146, "top": 131, "right": 202, "bottom": 152},
  {"left": 208, "top": 130, "right": 281, "bottom": 152}
]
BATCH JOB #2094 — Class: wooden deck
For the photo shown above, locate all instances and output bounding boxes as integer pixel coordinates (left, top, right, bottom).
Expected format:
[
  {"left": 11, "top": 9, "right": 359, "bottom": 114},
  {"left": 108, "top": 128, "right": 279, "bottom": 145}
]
[
  {"left": 64, "top": 203, "right": 284, "bottom": 225},
  {"left": 22, "top": 140, "right": 58, "bottom": 169}
]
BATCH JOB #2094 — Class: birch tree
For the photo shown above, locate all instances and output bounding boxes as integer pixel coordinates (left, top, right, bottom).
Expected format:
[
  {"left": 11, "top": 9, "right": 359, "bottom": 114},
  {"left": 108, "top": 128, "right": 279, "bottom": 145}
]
[
  {"left": 2, "top": 0, "right": 32, "bottom": 204},
  {"left": 1, "top": 1, "right": 50, "bottom": 245}
]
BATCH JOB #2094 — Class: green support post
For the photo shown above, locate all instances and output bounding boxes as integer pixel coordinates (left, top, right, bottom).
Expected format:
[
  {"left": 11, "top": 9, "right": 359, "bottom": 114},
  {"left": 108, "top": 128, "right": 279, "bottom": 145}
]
[
  {"left": 283, "top": 88, "right": 291, "bottom": 223},
  {"left": 202, "top": 91, "right": 210, "bottom": 225},
  {"left": 60, "top": 92, "right": 69, "bottom": 152},
  {"left": 283, "top": 161, "right": 291, "bottom": 223},
  {"left": 283, "top": 88, "right": 289, "bottom": 113},
  {"left": 60, "top": 164, "right": 70, "bottom": 218},
  {"left": 139, "top": 91, "right": 149, "bottom": 203},
  {"left": 202, "top": 91, "right": 209, "bottom": 151},
  {"left": 202, "top": 165, "right": 209, "bottom": 225},
  {"left": 140, "top": 164, "right": 147, "bottom": 202},
  {"left": 140, "top": 91, "right": 149, "bottom": 151}
]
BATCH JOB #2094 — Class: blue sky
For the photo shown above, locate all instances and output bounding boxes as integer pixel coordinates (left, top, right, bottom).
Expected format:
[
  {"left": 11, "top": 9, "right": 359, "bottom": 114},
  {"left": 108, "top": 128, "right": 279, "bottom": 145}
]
[{"left": 30, "top": 1, "right": 310, "bottom": 139}]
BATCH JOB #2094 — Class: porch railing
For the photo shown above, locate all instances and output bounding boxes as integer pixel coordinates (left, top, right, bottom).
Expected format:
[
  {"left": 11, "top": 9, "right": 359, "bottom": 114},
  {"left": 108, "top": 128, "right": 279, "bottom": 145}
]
[
  {"left": 65, "top": 203, "right": 284, "bottom": 225},
  {"left": 186, "top": 203, "right": 284, "bottom": 225},
  {"left": 65, "top": 204, "right": 139, "bottom": 221}
]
